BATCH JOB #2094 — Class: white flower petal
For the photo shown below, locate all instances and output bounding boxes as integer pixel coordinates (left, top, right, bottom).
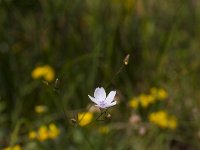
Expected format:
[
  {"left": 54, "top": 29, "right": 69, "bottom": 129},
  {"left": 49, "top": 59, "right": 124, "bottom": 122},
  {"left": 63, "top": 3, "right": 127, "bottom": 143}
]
[
  {"left": 88, "top": 95, "right": 98, "bottom": 104},
  {"left": 94, "top": 87, "right": 100, "bottom": 100},
  {"left": 94, "top": 87, "right": 106, "bottom": 101},
  {"left": 106, "top": 91, "right": 116, "bottom": 103},
  {"left": 107, "top": 101, "right": 117, "bottom": 107},
  {"left": 89, "top": 87, "right": 117, "bottom": 109}
]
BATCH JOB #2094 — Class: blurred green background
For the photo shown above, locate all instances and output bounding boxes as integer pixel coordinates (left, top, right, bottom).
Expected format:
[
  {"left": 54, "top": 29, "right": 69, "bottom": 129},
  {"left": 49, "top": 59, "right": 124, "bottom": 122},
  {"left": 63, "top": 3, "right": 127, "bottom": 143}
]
[{"left": 0, "top": 0, "right": 200, "bottom": 149}]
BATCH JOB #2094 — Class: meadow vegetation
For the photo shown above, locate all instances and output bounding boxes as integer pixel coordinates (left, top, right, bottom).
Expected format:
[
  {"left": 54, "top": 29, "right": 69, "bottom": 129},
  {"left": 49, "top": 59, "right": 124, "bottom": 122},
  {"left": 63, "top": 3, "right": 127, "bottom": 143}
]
[{"left": 0, "top": 0, "right": 200, "bottom": 149}]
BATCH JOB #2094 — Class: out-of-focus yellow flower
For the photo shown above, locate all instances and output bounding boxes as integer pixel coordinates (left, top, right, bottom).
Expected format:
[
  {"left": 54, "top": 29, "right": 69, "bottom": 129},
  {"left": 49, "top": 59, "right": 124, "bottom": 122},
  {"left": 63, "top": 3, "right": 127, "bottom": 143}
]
[
  {"left": 29, "top": 131, "right": 37, "bottom": 139},
  {"left": 157, "top": 88, "right": 168, "bottom": 100},
  {"left": 99, "top": 126, "right": 109, "bottom": 134},
  {"left": 35, "top": 105, "right": 48, "bottom": 114},
  {"left": 139, "top": 94, "right": 154, "bottom": 108},
  {"left": 37, "top": 125, "right": 49, "bottom": 141},
  {"left": 48, "top": 123, "right": 60, "bottom": 139},
  {"left": 149, "top": 110, "right": 168, "bottom": 128},
  {"left": 129, "top": 97, "right": 139, "bottom": 109},
  {"left": 31, "top": 65, "right": 55, "bottom": 82},
  {"left": 3, "top": 145, "right": 21, "bottom": 150},
  {"left": 78, "top": 112, "right": 93, "bottom": 126},
  {"left": 139, "top": 94, "right": 148, "bottom": 106},
  {"left": 150, "top": 87, "right": 168, "bottom": 100},
  {"left": 29, "top": 123, "right": 60, "bottom": 142},
  {"left": 31, "top": 66, "right": 44, "bottom": 78},
  {"left": 149, "top": 110, "right": 178, "bottom": 129},
  {"left": 13, "top": 145, "right": 21, "bottom": 150},
  {"left": 148, "top": 95, "right": 155, "bottom": 103},
  {"left": 129, "top": 94, "right": 156, "bottom": 109}
]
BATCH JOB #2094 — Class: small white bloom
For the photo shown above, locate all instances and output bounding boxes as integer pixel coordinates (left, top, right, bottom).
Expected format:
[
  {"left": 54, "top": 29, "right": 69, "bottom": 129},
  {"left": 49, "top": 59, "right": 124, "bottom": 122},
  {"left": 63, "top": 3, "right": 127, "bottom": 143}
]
[{"left": 88, "top": 87, "right": 117, "bottom": 109}]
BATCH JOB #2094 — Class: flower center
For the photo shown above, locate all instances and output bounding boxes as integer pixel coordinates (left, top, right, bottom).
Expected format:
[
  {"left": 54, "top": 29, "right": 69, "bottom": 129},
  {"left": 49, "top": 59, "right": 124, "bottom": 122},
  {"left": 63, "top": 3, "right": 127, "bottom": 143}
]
[{"left": 99, "top": 101, "right": 106, "bottom": 108}]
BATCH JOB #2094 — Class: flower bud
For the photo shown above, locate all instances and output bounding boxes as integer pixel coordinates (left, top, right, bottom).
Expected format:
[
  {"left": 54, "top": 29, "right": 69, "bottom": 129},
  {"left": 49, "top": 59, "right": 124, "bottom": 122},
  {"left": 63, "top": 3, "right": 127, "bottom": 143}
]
[
  {"left": 124, "top": 54, "right": 130, "bottom": 65},
  {"left": 105, "top": 113, "right": 112, "bottom": 120},
  {"left": 71, "top": 118, "right": 77, "bottom": 125},
  {"left": 54, "top": 78, "right": 60, "bottom": 90}
]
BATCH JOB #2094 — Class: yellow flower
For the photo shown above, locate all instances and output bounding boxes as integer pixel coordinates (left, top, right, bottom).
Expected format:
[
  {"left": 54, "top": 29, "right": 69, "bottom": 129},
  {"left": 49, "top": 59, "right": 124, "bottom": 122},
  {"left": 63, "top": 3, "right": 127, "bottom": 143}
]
[
  {"left": 43, "top": 65, "right": 55, "bottom": 82},
  {"left": 12, "top": 145, "right": 21, "bottom": 150},
  {"left": 148, "top": 110, "right": 178, "bottom": 129},
  {"left": 37, "top": 125, "right": 49, "bottom": 141},
  {"left": 150, "top": 87, "right": 168, "bottom": 100},
  {"left": 29, "top": 131, "right": 37, "bottom": 139},
  {"left": 48, "top": 123, "right": 60, "bottom": 139},
  {"left": 156, "top": 111, "right": 168, "bottom": 128},
  {"left": 99, "top": 126, "right": 109, "bottom": 134},
  {"left": 31, "top": 66, "right": 44, "bottom": 78},
  {"left": 129, "top": 97, "right": 139, "bottom": 109},
  {"left": 139, "top": 94, "right": 154, "bottom": 108},
  {"left": 149, "top": 111, "right": 168, "bottom": 128},
  {"left": 35, "top": 105, "right": 48, "bottom": 114},
  {"left": 29, "top": 123, "right": 60, "bottom": 142},
  {"left": 157, "top": 88, "right": 168, "bottom": 100},
  {"left": 3, "top": 145, "right": 21, "bottom": 150},
  {"left": 78, "top": 112, "right": 93, "bottom": 126},
  {"left": 146, "top": 95, "right": 155, "bottom": 104},
  {"left": 31, "top": 65, "right": 55, "bottom": 82}
]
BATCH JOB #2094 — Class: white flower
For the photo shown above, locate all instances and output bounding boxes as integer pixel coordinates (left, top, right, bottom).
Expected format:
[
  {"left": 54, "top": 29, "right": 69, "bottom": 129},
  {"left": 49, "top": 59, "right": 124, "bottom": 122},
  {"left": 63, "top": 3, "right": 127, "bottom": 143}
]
[{"left": 88, "top": 87, "right": 117, "bottom": 109}]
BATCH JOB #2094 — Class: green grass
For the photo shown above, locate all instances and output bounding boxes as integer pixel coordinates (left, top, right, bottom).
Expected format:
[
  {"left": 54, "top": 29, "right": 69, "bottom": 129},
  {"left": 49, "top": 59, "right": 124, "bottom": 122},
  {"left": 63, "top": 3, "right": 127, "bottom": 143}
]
[{"left": 0, "top": 0, "right": 200, "bottom": 149}]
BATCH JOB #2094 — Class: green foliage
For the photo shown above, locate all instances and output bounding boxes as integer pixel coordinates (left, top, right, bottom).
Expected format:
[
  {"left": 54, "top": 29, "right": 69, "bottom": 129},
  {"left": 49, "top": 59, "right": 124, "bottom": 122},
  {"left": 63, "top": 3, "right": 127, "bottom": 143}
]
[{"left": 0, "top": 0, "right": 200, "bottom": 149}]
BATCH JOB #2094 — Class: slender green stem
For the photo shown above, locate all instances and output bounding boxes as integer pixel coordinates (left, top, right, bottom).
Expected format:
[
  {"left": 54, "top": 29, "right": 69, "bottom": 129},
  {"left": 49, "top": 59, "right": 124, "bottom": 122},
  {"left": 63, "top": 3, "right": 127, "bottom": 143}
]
[{"left": 105, "top": 64, "right": 125, "bottom": 88}]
